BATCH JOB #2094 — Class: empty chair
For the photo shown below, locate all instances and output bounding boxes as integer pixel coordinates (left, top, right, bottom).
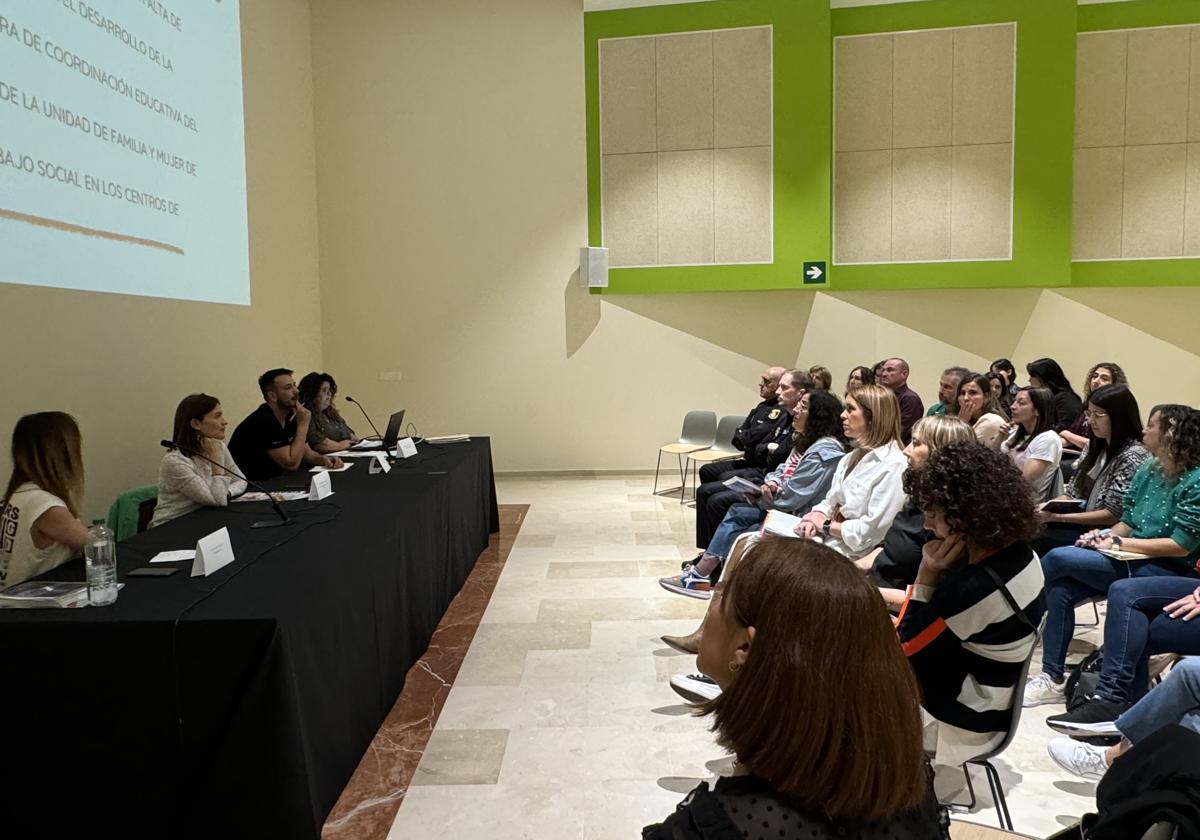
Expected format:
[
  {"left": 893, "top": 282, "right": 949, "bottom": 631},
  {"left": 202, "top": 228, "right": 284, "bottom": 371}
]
[
  {"left": 684, "top": 414, "right": 745, "bottom": 502},
  {"left": 654, "top": 411, "right": 716, "bottom": 497}
]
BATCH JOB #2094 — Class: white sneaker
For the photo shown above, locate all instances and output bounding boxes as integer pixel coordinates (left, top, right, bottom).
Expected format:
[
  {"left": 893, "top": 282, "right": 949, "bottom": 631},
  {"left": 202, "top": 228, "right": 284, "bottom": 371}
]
[
  {"left": 1023, "top": 672, "right": 1067, "bottom": 707},
  {"left": 670, "top": 673, "right": 721, "bottom": 703},
  {"left": 1047, "top": 737, "right": 1109, "bottom": 780}
]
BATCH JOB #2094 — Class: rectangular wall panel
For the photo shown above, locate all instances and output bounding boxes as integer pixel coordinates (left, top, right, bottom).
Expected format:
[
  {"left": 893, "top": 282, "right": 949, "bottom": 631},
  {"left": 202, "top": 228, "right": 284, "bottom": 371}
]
[
  {"left": 835, "top": 34, "right": 893, "bottom": 152},
  {"left": 714, "top": 27, "right": 772, "bottom": 149},
  {"left": 601, "top": 153, "right": 659, "bottom": 266},
  {"left": 657, "top": 149, "right": 715, "bottom": 264},
  {"left": 1075, "top": 31, "right": 1127, "bottom": 149},
  {"left": 1072, "top": 147, "right": 1125, "bottom": 261},
  {"left": 892, "top": 29, "right": 953, "bottom": 150},
  {"left": 656, "top": 32, "right": 714, "bottom": 152},
  {"left": 953, "top": 24, "right": 1015, "bottom": 146},
  {"left": 951, "top": 143, "right": 1013, "bottom": 260},
  {"left": 715, "top": 146, "right": 772, "bottom": 263},
  {"left": 1124, "top": 26, "right": 1190, "bottom": 146},
  {"left": 892, "top": 147, "right": 952, "bottom": 261},
  {"left": 1122, "top": 144, "right": 1186, "bottom": 258},
  {"left": 1190, "top": 27, "right": 1200, "bottom": 143},
  {"left": 835, "top": 150, "right": 892, "bottom": 263},
  {"left": 600, "top": 38, "right": 657, "bottom": 155},
  {"left": 1185, "top": 143, "right": 1200, "bottom": 255}
]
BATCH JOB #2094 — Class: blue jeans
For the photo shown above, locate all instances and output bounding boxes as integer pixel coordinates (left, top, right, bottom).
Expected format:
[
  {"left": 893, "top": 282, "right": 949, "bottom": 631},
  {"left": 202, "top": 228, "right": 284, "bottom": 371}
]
[
  {"left": 1117, "top": 658, "right": 1200, "bottom": 742},
  {"left": 706, "top": 504, "right": 766, "bottom": 560},
  {"left": 1094, "top": 576, "right": 1200, "bottom": 703},
  {"left": 1040, "top": 546, "right": 1180, "bottom": 680}
]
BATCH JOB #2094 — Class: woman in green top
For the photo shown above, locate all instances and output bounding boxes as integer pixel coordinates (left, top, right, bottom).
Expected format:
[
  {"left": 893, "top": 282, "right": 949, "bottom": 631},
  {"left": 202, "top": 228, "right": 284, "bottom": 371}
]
[
  {"left": 298, "top": 372, "right": 359, "bottom": 454},
  {"left": 1025, "top": 404, "right": 1200, "bottom": 708}
]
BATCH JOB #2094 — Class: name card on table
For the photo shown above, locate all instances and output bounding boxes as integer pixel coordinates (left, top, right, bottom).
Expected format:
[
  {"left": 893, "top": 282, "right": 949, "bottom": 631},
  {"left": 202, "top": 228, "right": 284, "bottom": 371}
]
[
  {"left": 395, "top": 437, "right": 418, "bottom": 459},
  {"left": 191, "top": 527, "right": 235, "bottom": 577},
  {"left": 309, "top": 471, "right": 334, "bottom": 501},
  {"left": 368, "top": 452, "right": 391, "bottom": 474}
]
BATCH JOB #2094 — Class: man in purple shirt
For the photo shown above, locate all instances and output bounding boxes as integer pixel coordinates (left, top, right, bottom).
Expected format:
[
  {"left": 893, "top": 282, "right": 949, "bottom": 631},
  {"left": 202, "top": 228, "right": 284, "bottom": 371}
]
[{"left": 877, "top": 357, "right": 924, "bottom": 443}]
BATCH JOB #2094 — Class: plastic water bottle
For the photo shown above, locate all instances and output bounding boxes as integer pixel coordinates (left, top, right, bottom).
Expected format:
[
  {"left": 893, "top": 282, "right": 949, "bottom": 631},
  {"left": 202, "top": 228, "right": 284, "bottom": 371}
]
[{"left": 85, "top": 522, "right": 118, "bottom": 606}]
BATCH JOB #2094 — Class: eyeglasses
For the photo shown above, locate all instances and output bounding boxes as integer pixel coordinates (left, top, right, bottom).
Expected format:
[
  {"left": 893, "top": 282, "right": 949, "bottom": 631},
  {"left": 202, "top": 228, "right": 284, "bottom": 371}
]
[{"left": 1086, "top": 410, "right": 1109, "bottom": 421}]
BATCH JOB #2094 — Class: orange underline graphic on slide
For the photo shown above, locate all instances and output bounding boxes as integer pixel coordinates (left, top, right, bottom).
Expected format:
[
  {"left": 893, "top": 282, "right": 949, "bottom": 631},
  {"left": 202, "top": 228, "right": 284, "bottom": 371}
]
[{"left": 0, "top": 208, "right": 184, "bottom": 255}]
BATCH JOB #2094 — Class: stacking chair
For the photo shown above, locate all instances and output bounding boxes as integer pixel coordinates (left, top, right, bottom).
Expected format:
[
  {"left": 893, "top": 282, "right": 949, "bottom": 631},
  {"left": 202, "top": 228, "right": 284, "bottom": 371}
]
[
  {"left": 653, "top": 411, "right": 716, "bottom": 497},
  {"left": 684, "top": 415, "right": 744, "bottom": 502},
  {"left": 105, "top": 485, "right": 158, "bottom": 541},
  {"left": 948, "top": 651, "right": 1035, "bottom": 831}
]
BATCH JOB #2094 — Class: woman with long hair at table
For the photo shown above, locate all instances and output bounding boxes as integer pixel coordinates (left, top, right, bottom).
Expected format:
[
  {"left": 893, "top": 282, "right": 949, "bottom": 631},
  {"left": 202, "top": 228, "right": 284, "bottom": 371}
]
[
  {"left": 0, "top": 412, "right": 90, "bottom": 589},
  {"left": 150, "top": 394, "right": 249, "bottom": 528}
]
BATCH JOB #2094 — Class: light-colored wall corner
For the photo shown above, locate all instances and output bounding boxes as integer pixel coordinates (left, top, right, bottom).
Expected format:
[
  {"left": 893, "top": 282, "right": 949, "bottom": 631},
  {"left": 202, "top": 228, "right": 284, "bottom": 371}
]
[
  {"left": 0, "top": 0, "right": 325, "bottom": 521},
  {"left": 309, "top": 0, "right": 1200, "bottom": 474}
]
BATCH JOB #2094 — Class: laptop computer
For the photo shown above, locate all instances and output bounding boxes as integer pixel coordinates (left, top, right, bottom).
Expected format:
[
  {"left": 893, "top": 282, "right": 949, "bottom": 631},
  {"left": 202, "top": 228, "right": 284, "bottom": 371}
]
[{"left": 352, "top": 409, "right": 405, "bottom": 450}]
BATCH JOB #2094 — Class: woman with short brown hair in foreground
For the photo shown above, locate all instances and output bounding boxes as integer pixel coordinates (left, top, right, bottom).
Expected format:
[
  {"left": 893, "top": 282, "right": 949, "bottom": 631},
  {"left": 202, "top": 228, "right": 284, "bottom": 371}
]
[{"left": 644, "top": 536, "right": 949, "bottom": 840}]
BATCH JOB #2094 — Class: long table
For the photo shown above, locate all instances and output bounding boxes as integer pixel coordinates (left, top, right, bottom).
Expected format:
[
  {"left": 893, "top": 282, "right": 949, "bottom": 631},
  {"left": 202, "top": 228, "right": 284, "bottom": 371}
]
[{"left": 0, "top": 438, "right": 497, "bottom": 839}]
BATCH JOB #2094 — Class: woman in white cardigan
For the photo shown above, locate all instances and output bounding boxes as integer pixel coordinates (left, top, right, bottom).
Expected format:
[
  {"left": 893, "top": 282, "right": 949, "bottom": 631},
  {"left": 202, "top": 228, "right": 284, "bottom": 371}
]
[
  {"left": 149, "top": 394, "right": 248, "bottom": 528},
  {"left": 795, "top": 384, "right": 908, "bottom": 559}
]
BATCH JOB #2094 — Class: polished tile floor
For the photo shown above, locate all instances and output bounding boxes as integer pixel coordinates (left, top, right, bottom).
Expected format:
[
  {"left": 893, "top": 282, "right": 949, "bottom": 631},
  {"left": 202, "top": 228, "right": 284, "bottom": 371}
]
[{"left": 388, "top": 474, "right": 1102, "bottom": 839}]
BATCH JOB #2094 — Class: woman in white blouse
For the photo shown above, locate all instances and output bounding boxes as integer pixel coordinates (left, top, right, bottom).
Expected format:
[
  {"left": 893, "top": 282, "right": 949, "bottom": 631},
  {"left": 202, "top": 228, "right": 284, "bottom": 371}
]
[
  {"left": 149, "top": 394, "right": 248, "bottom": 528},
  {"left": 1001, "top": 386, "right": 1063, "bottom": 503},
  {"left": 955, "top": 372, "right": 1010, "bottom": 449},
  {"left": 795, "top": 384, "right": 908, "bottom": 559}
]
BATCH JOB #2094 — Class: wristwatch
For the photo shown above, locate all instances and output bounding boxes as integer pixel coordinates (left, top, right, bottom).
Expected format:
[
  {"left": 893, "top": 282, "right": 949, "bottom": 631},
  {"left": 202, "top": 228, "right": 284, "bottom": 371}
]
[
  {"left": 821, "top": 518, "right": 832, "bottom": 537},
  {"left": 1110, "top": 535, "right": 1123, "bottom": 550}
]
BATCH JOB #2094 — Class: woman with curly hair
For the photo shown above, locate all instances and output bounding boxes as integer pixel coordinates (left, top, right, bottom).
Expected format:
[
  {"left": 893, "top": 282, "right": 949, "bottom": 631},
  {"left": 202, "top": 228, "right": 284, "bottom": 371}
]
[
  {"left": 1025, "top": 405, "right": 1200, "bottom": 708},
  {"left": 794, "top": 385, "right": 908, "bottom": 560},
  {"left": 858, "top": 415, "right": 975, "bottom": 607},
  {"left": 646, "top": 536, "right": 950, "bottom": 840},
  {"left": 1060, "top": 361, "right": 1128, "bottom": 452},
  {"left": 297, "top": 372, "right": 358, "bottom": 454},
  {"left": 897, "top": 441, "right": 1046, "bottom": 771}
]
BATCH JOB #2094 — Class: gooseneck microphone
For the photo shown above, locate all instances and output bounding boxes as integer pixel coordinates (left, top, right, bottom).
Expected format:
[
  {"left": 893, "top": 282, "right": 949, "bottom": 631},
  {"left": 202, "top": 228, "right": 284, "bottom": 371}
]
[
  {"left": 160, "top": 440, "right": 293, "bottom": 529},
  {"left": 344, "top": 396, "right": 384, "bottom": 443}
]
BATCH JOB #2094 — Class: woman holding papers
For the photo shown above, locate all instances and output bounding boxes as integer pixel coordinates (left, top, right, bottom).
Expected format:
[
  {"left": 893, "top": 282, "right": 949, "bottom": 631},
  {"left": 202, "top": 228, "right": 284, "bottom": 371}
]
[
  {"left": 0, "top": 412, "right": 90, "bottom": 589},
  {"left": 794, "top": 384, "right": 908, "bottom": 560},
  {"left": 1025, "top": 404, "right": 1200, "bottom": 709},
  {"left": 298, "top": 372, "right": 358, "bottom": 454},
  {"left": 895, "top": 441, "right": 1044, "bottom": 778},
  {"left": 658, "top": 390, "right": 846, "bottom": 599},
  {"left": 1034, "top": 383, "right": 1149, "bottom": 556},
  {"left": 149, "top": 394, "right": 248, "bottom": 528}
]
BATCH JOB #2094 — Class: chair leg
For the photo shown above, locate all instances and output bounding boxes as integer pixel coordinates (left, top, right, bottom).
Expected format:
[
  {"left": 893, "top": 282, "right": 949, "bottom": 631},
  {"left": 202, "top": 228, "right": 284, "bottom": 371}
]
[
  {"left": 677, "top": 454, "right": 686, "bottom": 503},
  {"left": 980, "top": 760, "right": 1013, "bottom": 831},
  {"left": 943, "top": 763, "right": 978, "bottom": 815},
  {"left": 653, "top": 450, "right": 663, "bottom": 496},
  {"left": 1079, "top": 599, "right": 1100, "bottom": 627}
]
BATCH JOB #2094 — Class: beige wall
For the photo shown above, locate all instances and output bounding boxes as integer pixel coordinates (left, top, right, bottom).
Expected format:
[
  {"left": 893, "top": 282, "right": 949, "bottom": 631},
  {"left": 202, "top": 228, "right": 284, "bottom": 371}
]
[
  {"left": 310, "top": 0, "right": 1200, "bottom": 476},
  {"left": 0, "top": 0, "right": 324, "bottom": 520}
]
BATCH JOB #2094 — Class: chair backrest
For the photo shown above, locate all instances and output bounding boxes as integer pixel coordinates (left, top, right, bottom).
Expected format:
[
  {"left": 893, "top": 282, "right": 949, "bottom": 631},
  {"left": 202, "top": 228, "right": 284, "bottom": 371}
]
[
  {"left": 1141, "top": 823, "right": 1179, "bottom": 840},
  {"left": 711, "top": 415, "right": 745, "bottom": 452},
  {"left": 973, "top": 643, "right": 1035, "bottom": 762},
  {"left": 678, "top": 410, "right": 717, "bottom": 447},
  {"left": 105, "top": 484, "right": 159, "bottom": 542}
]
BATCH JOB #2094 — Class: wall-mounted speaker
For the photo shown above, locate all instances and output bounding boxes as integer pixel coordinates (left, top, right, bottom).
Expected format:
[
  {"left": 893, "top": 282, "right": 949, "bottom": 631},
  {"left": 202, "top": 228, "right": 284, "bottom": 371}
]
[{"left": 580, "top": 246, "right": 609, "bottom": 289}]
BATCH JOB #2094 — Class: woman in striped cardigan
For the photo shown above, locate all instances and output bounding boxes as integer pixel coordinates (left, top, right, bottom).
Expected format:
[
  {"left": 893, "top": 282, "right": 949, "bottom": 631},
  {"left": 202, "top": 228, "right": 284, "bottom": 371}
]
[{"left": 896, "top": 442, "right": 1046, "bottom": 772}]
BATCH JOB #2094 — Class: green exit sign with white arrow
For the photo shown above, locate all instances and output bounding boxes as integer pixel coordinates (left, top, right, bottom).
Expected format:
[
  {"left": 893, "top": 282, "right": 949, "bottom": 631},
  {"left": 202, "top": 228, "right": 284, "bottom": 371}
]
[{"left": 803, "top": 261, "right": 826, "bottom": 284}]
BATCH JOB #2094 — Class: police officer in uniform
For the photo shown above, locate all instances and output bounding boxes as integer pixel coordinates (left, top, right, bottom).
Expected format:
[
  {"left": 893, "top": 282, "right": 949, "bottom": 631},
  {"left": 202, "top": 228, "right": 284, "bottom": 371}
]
[{"left": 692, "top": 368, "right": 811, "bottom": 555}]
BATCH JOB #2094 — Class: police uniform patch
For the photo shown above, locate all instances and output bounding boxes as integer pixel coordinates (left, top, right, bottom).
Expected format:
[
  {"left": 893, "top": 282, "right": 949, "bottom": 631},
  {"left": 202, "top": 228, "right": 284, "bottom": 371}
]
[{"left": 767, "top": 409, "right": 780, "bottom": 420}]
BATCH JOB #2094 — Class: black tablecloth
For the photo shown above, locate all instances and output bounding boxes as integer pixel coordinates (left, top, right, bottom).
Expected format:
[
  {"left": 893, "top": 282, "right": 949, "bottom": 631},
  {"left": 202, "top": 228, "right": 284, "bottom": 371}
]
[{"left": 0, "top": 438, "right": 498, "bottom": 839}]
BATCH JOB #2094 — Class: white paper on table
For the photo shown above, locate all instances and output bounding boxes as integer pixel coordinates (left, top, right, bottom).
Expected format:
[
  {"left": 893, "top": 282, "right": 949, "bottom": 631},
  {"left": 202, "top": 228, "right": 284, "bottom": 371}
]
[
  {"left": 395, "top": 437, "right": 418, "bottom": 459},
  {"left": 349, "top": 439, "right": 382, "bottom": 451},
  {"left": 310, "top": 462, "right": 354, "bottom": 473},
  {"left": 337, "top": 451, "right": 382, "bottom": 459},
  {"left": 150, "top": 550, "right": 196, "bottom": 564},
  {"left": 192, "top": 527, "right": 236, "bottom": 577}
]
